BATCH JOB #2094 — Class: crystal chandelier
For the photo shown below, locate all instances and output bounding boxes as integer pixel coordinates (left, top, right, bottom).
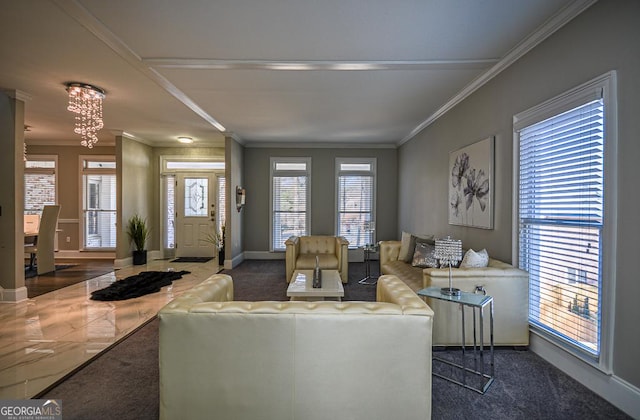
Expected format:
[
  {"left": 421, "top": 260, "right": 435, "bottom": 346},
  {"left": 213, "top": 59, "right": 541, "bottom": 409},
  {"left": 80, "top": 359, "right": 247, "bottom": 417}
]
[{"left": 65, "top": 82, "right": 105, "bottom": 148}]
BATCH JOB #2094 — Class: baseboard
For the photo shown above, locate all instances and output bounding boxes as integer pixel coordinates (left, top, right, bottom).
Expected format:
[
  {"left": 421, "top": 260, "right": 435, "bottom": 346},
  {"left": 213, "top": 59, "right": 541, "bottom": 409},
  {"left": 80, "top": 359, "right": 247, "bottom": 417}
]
[
  {"left": 113, "top": 250, "right": 162, "bottom": 270},
  {"left": 0, "top": 286, "right": 28, "bottom": 303},
  {"left": 226, "top": 253, "right": 245, "bottom": 270},
  {"left": 55, "top": 250, "right": 115, "bottom": 259},
  {"left": 530, "top": 333, "right": 640, "bottom": 418},
  {"left": 243, "top": 251, "right": 285, "bottom": 260}
]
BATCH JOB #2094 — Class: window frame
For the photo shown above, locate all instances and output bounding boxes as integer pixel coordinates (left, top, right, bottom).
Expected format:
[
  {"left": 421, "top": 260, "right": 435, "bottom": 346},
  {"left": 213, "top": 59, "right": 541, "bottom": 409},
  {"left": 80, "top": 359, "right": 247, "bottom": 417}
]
[
  {"left": 79, "top": 155, "right": 117, "bottom": 251},
  {"left": 270, "top": 157, "right": 311, "bottom": 252},
  {"left": 512, "top": 71, "right": 617, "bottom": 373},
  {"left": 335, "top": 157, "right": 377, "bottom": 248},
  {"left": 24, "top": 155, "right": 58, "bottom": 215}
]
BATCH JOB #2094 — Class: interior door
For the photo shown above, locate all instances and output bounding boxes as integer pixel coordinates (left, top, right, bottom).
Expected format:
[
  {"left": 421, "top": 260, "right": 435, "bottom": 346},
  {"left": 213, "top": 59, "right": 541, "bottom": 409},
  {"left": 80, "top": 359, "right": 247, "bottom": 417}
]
[{"left": 175, "top": 174, "right": 216, "bottom": 258}]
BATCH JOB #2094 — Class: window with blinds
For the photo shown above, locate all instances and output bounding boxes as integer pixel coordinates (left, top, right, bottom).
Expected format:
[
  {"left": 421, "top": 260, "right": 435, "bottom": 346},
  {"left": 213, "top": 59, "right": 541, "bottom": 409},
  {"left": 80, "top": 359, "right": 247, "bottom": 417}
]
[
  {"left": 24, "top": 156, "right": 57, "bottom": 215},
  {"left": 82, "top": 157, "right": 116, "bottom": 249},
  {"left": 271, "top": 158, "right": 310, "bottom": 251},
  {"left": 217, "top": 175, "right": 226, "bottom": 233},
  {"left": 517, "top": 96, "right": 605, "bottom": 358},
  {"left": 336, "top": 159, "right": 376, "bottom": 247}
]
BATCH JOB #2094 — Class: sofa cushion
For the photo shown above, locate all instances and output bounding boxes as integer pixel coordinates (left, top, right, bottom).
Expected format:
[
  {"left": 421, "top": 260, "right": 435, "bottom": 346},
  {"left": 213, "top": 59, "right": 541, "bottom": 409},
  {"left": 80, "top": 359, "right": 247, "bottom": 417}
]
[
  {"left": 296, "top": 253, "right": 339, "bottom": 270},
  {"left": 381, "top": 260, "right": 423, "bottom": 291},
  {"left": 411, "top": 242, "right": 439, "bottom": 268}
]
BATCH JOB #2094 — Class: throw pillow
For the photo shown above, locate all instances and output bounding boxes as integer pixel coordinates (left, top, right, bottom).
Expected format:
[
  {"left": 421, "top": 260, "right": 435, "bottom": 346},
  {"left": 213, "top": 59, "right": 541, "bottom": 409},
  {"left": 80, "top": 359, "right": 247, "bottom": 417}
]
[
  {"left": 460, "top": 248, "right": 489, "bottom": 268},
  {"left": 398, "top": 231, "right": 413, "bottom": 262},
  {"left": 403, "top": 234, "right": 435, "bottom": 263},
  {"left": 411, "top": 242, "right": 439, "bottom": 268}
]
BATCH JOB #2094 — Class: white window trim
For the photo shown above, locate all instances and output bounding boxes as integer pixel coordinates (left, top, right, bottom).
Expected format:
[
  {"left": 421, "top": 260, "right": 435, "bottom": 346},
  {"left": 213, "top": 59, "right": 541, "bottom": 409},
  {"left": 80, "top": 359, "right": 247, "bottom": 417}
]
[
  {"left": 160, "top": 156, "right": 225, "bottom": 173},
  {"left": 334, "top": 157, "right": 377, "bottom": 246},
  {"left": 512, "top": 71, "right": 618, "bottom": 374},
  {"left": 24, "top": 154, "right": 59, "bottom": 210},
  {"left": 269, "top": 157, "right": 311, "bottom": 252},
  {"left": 79, "top": 155, "right": 116, "bottom": 251}
]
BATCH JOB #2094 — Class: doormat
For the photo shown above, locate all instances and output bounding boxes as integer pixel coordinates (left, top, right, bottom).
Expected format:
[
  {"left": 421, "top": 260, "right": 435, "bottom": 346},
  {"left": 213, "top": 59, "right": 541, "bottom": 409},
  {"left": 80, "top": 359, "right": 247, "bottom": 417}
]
[
  {"left": 170, "top": 257, "right": 213, "bottom": 263},
  {"left": 90, "top": 270, "right": 190, "bottom": 301}
]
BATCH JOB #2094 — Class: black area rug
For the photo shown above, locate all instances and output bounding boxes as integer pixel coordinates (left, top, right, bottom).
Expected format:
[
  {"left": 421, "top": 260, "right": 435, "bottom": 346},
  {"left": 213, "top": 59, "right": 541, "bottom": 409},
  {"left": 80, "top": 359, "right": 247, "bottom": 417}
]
[
  {"left": 90, "top": 270, "right": 190, "bottom": 301},
  {"left": 170, "top": 257, "right": 213, "bottom": 263},
  {"left": 24, "top": 264, "right": 74, "bottom": 279}
]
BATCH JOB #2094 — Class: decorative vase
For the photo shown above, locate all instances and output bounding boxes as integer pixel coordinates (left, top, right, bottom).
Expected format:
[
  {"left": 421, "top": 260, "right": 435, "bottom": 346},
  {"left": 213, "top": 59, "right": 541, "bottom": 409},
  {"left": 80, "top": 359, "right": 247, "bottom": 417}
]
[
  {"left": 312, "top": 256, "right": 322, "bottom": 288},
  {"left": 132, "top": 250, "right": 147, "bottom": 265}
]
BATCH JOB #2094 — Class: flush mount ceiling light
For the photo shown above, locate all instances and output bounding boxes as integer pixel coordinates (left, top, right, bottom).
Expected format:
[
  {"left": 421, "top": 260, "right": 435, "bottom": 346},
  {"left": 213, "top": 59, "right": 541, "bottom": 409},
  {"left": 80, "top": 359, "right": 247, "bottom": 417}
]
[
  {"left": 65, "top": 82, "right": 105, "bottom": 148},
  {"left": 177, "top": 136, "right": 193, "bottom": 144}
]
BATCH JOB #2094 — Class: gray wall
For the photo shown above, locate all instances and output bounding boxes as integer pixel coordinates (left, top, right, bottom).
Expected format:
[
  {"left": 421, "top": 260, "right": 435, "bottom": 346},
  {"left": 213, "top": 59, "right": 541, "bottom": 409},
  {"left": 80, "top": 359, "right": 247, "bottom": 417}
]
[
  {"left": 398, "top": 0, "right": 639, "bottom": 390},
  {"left": 227, "top": 137, "right": 244, "bottom": 264},
  {"left": 117, "top": 137, "right": 155, "bottom": 259},
  {"left": 243, "top": 147, "right": 397, "bottom": 252}
]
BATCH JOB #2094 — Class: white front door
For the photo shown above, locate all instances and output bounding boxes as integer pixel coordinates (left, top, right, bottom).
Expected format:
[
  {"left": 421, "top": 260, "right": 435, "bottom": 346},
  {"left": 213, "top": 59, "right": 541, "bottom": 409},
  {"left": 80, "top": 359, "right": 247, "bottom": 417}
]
[{"left": 175, "top": 174, "right": 216, "bottom": 258}]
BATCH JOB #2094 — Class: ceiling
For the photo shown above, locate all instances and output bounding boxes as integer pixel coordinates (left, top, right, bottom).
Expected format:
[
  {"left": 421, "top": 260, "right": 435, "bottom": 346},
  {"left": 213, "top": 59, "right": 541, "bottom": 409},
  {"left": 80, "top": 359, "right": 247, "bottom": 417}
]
[{"left": 0, "top": 0, "right": 592, "bottom": 148}]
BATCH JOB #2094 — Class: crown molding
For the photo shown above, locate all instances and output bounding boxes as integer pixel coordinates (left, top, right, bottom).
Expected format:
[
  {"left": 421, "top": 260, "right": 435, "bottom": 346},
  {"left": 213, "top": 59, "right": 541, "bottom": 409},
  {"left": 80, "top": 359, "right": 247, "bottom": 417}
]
[
  {"left": 0, "top": 89, "right": 31, "bottom": 102},
  {"left": 399, "top": 0, "right": 599, "bottom": 146},
  {"left": 51, "top": 0, "right": 227, "bottom": 134},
  {"left": 244, "top": 141, "right": 397, "bottom": 149}
]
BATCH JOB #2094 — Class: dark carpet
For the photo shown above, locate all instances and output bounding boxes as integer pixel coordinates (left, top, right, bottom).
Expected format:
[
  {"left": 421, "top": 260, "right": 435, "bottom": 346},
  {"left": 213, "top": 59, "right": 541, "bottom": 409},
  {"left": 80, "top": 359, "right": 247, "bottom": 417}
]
[
  {"left": 40, "top": 260, "right": 630, "bottom": 420},
  {"left": 170, "top": 257, "right": 213, "bottom": 263},
  {"left": 90, "top": 270, "right": 191, "bottom": 301}
]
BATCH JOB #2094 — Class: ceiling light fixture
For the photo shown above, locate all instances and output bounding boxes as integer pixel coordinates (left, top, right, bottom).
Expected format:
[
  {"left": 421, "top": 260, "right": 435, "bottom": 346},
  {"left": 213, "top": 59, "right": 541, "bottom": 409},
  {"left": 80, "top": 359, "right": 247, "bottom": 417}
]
[
  {"left": 177, "top": 136, "right": 193, "bottom": 144},
  {"left": 65, "top": 82, "right": 105, "bottom": 148}
]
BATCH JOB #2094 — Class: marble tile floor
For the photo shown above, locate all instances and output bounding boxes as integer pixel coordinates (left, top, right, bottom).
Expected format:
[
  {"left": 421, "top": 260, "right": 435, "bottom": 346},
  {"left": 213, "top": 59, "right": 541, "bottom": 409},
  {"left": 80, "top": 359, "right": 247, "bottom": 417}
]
[{"left": 0, "top": 259, "right": 222, "bottom": 400}]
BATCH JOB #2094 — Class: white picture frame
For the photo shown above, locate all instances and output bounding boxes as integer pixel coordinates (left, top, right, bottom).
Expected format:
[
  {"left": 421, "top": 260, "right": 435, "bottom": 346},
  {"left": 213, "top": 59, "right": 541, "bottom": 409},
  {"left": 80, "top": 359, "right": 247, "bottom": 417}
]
[{"left": 448, "top": 136, "right": 494, "bottom": 229}]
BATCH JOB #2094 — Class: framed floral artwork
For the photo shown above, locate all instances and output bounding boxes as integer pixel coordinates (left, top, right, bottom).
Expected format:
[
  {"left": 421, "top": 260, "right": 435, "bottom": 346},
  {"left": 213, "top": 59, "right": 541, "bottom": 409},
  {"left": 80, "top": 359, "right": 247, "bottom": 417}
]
[{"left": 448, "top": 136, "right": 494, "bottom": 229}]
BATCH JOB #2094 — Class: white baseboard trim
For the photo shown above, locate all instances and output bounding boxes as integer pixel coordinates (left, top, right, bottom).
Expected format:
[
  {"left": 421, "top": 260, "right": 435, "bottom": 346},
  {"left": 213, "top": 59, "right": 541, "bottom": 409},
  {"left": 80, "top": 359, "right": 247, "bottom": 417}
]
[
  {"left": 226, "top": 252, "right": 245, "bottom": 270},
  {"left": 530, "top": 333, "right": 640, "bottom": 418},
  {"left": 0, "top": 286, "right": 28, "bottom": 303},
  {"left": 243, "top": 251, "right": 285, "bottom": 260},
  {"left": 113, "top": 250, "right": 162, "bottom": 270},
  {"left": 55, "top": 250, "right": 115, "bottom": 259}
]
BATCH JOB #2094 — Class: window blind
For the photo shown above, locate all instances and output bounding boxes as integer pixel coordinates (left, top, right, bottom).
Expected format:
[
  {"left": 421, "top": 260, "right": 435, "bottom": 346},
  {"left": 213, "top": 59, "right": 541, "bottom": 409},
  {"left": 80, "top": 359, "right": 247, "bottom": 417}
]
[
  {"left": 83, "top": 164, "right": 117, "bottom": 249},
  {"left": 518, "top": 98, "right": 604, "bottom": 357},
  {"left": 272, "top": 174, "right": 308, "bottom": 250},
  {"left": 337, "top": 174, "right": 373, "bottom": 247}
]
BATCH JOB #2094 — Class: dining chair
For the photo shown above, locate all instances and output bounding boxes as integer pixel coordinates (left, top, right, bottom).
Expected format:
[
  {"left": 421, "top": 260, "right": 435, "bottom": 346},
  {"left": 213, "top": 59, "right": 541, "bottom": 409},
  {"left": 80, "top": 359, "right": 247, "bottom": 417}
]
[{"left": 24, "top": 205, "right": 61, "bottom": 275}]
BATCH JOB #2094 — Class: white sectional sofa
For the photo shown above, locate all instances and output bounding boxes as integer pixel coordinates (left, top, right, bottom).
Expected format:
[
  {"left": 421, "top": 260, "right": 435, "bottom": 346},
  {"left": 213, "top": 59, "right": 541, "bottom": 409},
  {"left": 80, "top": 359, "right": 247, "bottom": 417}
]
[
  {"left": 158, "top": 273, "right": 434, "bottom": 420},
  {"left": 380, "top": 239, "right": 529, "bottom": 346}
]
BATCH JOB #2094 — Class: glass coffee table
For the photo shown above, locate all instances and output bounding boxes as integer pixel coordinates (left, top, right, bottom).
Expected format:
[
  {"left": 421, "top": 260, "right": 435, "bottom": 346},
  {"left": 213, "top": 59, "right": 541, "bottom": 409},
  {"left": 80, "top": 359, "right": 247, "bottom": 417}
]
[
  {"left": 287, "top": 269, "right": 344, "bottom": 301},
  {"left": 417, "top": 286, "right": 495, "bottom": 394}
]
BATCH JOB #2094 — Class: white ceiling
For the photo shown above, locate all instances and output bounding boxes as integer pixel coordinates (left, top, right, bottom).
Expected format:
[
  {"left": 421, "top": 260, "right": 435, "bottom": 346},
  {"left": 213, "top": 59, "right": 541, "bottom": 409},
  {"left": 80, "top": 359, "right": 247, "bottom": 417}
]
[{"left": 0, "top": 0, "right": 593, "bottom": 148}]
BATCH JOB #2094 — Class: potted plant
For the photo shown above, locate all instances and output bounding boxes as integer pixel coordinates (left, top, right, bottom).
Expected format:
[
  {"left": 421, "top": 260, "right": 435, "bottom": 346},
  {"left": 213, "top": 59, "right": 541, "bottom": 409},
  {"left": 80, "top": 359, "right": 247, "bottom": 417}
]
[
  {"left": 127, "top": 214, "right": 150, "bottom": 265},
  {"left": 202, "top": 224, "right": 225, "bottom": 264}
]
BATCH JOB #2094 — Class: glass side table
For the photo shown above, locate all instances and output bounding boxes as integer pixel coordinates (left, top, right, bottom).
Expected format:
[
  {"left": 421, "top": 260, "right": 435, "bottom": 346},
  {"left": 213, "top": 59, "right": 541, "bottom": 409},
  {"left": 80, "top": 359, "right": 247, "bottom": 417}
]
[
  {"left": 417, "top": 286, "right": 495, "bottom": 394},
  {"left": 358, "top": 243, "right": 379, "bottom": 285}
]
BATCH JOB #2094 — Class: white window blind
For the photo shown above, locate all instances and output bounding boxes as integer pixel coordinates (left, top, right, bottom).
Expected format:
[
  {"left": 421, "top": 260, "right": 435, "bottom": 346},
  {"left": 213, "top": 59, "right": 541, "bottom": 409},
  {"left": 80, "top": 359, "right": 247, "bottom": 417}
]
[
  {"left": 82, "top": 158, "right": 116, "bottom": 249},
  {"left": 336, "top": 159, "right": 375, "bottom": 247},
  {"left": 217, "top": 176, "right": 226, "bottom": 232},
  {"left": 271, "top": 158, "right": 310, "bottom": 251},
  {"left": 518, "top": 98, "right": 604, "bottom": 358}
]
